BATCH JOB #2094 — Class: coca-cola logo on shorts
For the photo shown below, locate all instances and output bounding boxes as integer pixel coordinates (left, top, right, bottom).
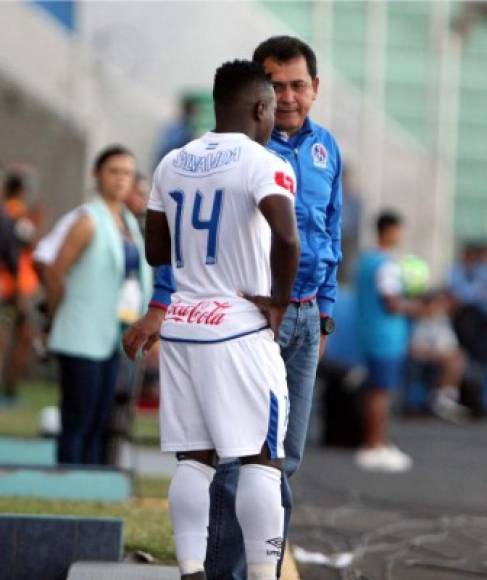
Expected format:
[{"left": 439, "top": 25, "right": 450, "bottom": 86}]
[{"left": 166, "top": 300, "right": 231, "bottom": 326}]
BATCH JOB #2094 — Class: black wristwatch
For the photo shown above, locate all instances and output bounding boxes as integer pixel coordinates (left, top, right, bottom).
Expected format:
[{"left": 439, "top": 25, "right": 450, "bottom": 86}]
[{"left": 320, "top": 316, "right": 336, "bottom": 336}]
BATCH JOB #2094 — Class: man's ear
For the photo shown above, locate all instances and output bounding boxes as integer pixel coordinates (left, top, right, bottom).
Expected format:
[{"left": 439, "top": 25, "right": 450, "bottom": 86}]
[
  {"left": 254, "top": 100, "right": 266, "bottom": 121},
  {"left": 312, "top": 76, "right": 320, "bottom": 100}
]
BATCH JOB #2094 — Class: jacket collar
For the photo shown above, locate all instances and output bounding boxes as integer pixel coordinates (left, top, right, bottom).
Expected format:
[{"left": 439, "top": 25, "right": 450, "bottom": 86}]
[{"left": 271, "top": 117, "right": 314, "bottom": 148}]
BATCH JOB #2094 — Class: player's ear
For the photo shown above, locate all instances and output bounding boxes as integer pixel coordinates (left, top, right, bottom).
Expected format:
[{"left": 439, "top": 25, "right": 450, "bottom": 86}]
[{"left": 254, "top": 100, "right": 266, "bottom": 122}]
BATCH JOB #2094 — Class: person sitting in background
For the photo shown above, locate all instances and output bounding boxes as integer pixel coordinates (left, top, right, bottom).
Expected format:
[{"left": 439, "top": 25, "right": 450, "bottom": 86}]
[
  {"left": 448, "top": 242, "right": 487, "bottom": 312},
  {"left": 448, "top": 242, "right": 487, "bottom": 365},
  {"left": 409, "top": 290, "right": 469, "bottom": 423},
  {"left": 46, "top": 145, "right": 152, "bottom": 465},
  {"left": 355, "top": 211, "right": 423, "bottom": 473}
]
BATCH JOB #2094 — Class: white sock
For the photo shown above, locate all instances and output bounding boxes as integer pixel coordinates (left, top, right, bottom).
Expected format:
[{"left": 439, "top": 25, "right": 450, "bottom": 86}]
[
  {"left": 235, "top": 464, "right": 284, "bottom": 580},
  {"left": 168, "top": 460, "right": 215, "bottom": 575}
]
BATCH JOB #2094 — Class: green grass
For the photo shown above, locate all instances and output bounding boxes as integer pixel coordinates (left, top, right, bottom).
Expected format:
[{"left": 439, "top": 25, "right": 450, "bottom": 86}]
[
  {"left": 134, "top": 475, "right": 170, "bottom": 499},
  {"left": 0, "top": 382, "right": 173, "bottom": 560},
  {"left": 0, "top": 380, "right": 57, "bottom": 437},
  {"left": 0, "top": 475, "right": 175, "bottom": 562},
  {"left": 133, "top": 411, "right": 160, "bottom": 445},
  {"left": 0, "top": 379, "right": 160, "bottom": 446}
]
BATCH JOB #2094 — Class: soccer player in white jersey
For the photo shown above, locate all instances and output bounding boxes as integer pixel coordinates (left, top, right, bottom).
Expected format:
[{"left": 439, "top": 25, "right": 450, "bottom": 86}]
[{"left": 145, "top": 60, "right": 300, "bottom": 580}]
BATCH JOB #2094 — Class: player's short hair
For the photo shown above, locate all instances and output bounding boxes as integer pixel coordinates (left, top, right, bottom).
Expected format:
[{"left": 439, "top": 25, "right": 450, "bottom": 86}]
[
  {"left": 213, "top": 60, "right": 271, "bottom": 108},
  {"left": 376, "top": 211, "right": 403, "bottom": 235},
  {"left": 253, "top": 36, "right": 318, "bottom": 79},
  {"left": 93, "top": 145, "right": 135, "bottom": 172}
]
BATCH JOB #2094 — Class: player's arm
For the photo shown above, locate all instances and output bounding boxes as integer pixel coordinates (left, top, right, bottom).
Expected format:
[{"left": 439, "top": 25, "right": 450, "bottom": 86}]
[
  {"left": 46, "top": 214, "right": 94, "bottom": 314},
  {"left": 124, "top": 162, "right": 173, "bottom": 360},
  {"left": 244, "top": 194, "right": 300, "bottom": 334},
  {"left": 259, "top": 195, "right": 300, "bottom": 306},
  {"left": 145, "top": 209, "right": 171, "bottom": 266},
  {"left": 123, "top": 265, "right": 175, "bottom": 360},
  {"left": 243, "top": 155, "right": 300, "bottom": 332}
]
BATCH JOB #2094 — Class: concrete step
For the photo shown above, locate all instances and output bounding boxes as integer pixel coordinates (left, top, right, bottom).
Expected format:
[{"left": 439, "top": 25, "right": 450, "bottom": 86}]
[
  {"left": 0, "top": 515, "right": 122, "bottom": 580},
  {"left": 0, "top": 437, "right": 55, "bottom": 466},
  {"left": 67, "top": 562, "right": 179, "bottom": 579},
  {"left": 0, "top": 465, "right": 132, "bottom": 501}
]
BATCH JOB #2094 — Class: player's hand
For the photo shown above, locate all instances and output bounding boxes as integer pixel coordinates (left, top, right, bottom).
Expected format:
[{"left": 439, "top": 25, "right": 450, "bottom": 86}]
[
  {"left": 241, "top": 293, "right": 287, "bottom": 337},
  {"left": 123, "top": 307, "right": 166, "bottom": 360}
]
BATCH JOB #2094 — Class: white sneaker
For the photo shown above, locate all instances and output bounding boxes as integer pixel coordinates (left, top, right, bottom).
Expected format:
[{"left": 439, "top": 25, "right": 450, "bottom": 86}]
[
  {"left": 355, "top": 446, "right": 412, "bottom": 473},
  {"left": 386, "top": 445, "right": 413, "bottom": 470},
  {"left": 432, "top": 393, "right": 470, "bottom": 425}
]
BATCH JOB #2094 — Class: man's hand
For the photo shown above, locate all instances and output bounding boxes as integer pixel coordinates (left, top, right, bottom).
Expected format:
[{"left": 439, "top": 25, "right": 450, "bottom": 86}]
[
  {"left": 241, "top": 293, "right": 287, "bottom": 337},
  {"left": 123, "top": 307, "right": 166, "bottom": 360},
  {"left": 319, "top": 334, "right": 328, "bottom": 359}
]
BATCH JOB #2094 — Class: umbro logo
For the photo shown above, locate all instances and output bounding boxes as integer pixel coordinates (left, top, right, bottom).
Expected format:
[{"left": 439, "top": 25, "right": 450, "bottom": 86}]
[
  {"left": 266, "top": 537, "right": 284, "bottom": 550},
  {"left": 266, "top": 536, "right": 283, "bottom": 557}
]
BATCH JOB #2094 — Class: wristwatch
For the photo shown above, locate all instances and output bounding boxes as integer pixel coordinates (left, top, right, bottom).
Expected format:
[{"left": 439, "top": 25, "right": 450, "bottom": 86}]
[{"left": 320, "top": 316, "right": 336, "bottom": 336}]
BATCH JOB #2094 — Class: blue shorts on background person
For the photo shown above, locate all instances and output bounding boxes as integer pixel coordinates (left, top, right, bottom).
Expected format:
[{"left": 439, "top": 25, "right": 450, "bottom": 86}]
[{"left": 365, "top": 357, "right": 404, "bottom": 391}]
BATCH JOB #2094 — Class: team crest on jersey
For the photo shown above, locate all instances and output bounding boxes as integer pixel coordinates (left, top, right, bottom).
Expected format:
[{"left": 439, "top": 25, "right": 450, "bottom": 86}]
[{"left": 311, "top": 143, "right": 328, "bottom": 168}]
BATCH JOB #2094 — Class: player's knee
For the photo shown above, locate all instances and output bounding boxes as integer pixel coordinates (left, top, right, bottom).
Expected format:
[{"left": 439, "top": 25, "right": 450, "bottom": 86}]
[
  {"left": 239, "top": 444, "right": 283, "bottom": 471},
  {"left": 176, "top": 450, "right": 216, "bottom": 468}
]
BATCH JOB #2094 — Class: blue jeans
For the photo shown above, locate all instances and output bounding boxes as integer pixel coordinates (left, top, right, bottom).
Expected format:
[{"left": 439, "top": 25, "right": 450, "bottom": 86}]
[
  {"left": 57, "top": 352, "right": 119, "bottom": 465},
  {"left": 205, "top": 302, "right": 320, "bottom": 579}
]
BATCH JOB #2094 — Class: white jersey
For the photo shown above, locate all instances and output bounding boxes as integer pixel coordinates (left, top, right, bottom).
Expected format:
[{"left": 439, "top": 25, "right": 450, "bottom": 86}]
[{"left": 147, "top": 131, "right": 295, "bottom": 342}]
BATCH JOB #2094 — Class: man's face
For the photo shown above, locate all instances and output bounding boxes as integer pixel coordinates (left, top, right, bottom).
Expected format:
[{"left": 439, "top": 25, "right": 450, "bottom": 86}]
[
  {"left": 262, "top": 56, "right": 319, "bottom": 135},
  {"left": 383, "top": 225, "right": 403, "bottom": 249}
]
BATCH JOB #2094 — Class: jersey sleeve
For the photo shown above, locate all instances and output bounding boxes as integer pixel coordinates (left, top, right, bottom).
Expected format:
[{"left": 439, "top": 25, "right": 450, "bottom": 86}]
[
  {"left": 376, "top": 260, "right": 403, "bottom": 297},
  {"left": 248, "top": 149, "right": 296, "bottom": 205},
  {"left": 147, "top": 161, "right": 166, "bottom": 213}
]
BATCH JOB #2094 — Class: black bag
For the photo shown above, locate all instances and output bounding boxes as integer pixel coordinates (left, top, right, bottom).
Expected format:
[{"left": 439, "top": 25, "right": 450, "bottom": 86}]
[
  {"left": 453, "top": 305, "right": 487, "bottom": 364},
  {"left": 318, "top": 360, "right": 367, "bottom": 448}
]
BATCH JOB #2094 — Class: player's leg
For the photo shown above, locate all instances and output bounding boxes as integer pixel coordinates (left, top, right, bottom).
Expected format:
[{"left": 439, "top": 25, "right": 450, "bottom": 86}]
[
  {"left": 197, "top": 330, "right": 288, "bottom": 580},
  {"left": 236, "top": 447, "right": 284, "bottom": 580},
  {"left": 159, "top": 341, "right": 216, "bottom": 579},
  {"left": 169, "top": 450, "right": 216, "bottom": 580}
]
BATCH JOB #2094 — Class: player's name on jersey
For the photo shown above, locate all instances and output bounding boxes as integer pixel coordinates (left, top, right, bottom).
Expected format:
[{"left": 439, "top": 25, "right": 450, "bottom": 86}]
[
  {"left": 172, "top": 147, "right": 241, "bottom": 174},
  {"left": 165, "top": 300, "right": 231, "bottom": 326}
]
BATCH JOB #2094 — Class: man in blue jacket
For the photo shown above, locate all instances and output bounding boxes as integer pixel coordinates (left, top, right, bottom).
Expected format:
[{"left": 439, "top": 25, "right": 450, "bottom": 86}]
[{"left": 124, "top": 36, "right": 342, "bottom": 579}]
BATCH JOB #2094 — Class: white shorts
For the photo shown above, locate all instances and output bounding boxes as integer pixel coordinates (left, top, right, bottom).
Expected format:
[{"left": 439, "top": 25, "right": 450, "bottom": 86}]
[{"left": 158, "top": 329, "right": 288, "bottom": 459}]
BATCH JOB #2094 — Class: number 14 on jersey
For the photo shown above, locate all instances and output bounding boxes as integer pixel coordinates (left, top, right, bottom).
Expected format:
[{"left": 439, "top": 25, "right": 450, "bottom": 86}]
[{"left": 169, "top": 189, "right": 224, "bottom": 268}]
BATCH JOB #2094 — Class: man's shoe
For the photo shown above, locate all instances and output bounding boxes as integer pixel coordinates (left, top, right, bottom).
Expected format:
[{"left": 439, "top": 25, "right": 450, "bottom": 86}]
[{"left": 181, "top": 573, "right": 207, "bottom": 580}]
